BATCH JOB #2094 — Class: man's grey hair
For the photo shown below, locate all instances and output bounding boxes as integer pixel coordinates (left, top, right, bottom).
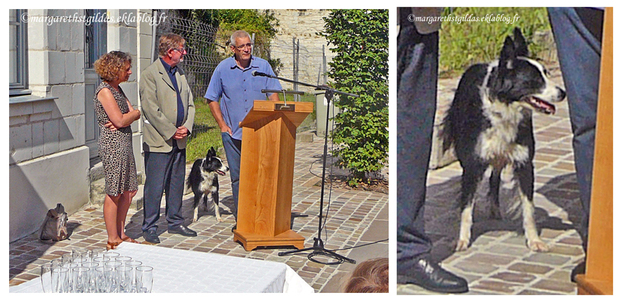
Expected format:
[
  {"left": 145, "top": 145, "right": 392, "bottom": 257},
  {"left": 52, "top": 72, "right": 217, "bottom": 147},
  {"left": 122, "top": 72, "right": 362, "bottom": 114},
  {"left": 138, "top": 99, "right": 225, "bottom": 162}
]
[{"left": 230, "top": 30, "right": 251, "bottom": 47}]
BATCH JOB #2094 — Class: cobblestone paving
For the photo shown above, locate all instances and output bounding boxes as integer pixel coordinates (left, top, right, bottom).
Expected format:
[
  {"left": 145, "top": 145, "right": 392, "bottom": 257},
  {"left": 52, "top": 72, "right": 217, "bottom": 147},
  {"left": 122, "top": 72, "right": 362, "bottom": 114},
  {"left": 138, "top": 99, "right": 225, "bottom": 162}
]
[
  {"left": 9, "top": 139, "right": 389, "bottom": 293},
  {"left": 9, "top": 63, "right": 586, "bottom": 295},
  {"left": 398, "top": 64, "right": 585, "bottom": 295}
]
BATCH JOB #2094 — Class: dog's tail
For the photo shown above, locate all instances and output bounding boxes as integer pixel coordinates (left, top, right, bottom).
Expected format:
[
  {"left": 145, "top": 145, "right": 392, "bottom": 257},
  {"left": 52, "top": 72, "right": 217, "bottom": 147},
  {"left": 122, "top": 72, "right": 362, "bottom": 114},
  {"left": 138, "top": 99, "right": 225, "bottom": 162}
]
[
  {"left": 439, "top": 113, "right": 455, "bottom": 154},
  {"left": 185, "top": 176, "right": 192, "bottom": 190}
]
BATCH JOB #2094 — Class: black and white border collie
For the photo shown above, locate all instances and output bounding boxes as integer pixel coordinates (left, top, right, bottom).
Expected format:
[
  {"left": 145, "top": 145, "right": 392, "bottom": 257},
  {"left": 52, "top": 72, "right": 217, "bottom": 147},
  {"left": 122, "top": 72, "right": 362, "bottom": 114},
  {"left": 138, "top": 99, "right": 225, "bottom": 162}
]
[
  {"left": 186, "top": 147, "right": 229, "bottom": 223},
  {"left": 442, "top": 28, "right": 566, "bottom": 252}
]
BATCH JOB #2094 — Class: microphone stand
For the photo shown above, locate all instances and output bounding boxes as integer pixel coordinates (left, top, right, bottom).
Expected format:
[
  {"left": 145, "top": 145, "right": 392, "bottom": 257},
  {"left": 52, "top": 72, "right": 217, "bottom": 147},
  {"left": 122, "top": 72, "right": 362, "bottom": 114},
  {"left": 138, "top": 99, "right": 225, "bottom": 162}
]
[{"left": 256, "top": 73, "right": 358, "bottom": 265}]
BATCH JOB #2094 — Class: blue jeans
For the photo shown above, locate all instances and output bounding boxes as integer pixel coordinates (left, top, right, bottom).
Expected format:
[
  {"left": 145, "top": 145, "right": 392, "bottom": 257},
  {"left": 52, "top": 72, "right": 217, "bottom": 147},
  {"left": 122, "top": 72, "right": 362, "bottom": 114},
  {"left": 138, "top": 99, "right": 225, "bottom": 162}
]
[
  {"left": 548, "top": 7, "right": 602, "bottom": 251},
  {"left": 221, "top": 132, "right": 242, "bottom": 220},
  {"left": 397, "top": 22, "right": 439, "bottom": 277}
]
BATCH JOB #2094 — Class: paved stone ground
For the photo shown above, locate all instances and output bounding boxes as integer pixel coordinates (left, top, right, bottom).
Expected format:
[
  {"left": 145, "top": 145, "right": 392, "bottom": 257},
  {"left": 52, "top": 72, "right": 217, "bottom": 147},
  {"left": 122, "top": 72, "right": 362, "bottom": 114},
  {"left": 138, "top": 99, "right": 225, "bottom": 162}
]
[
  {"left": 9, "top": 62, "right": 586, "bottom": 295},
  {"left": 397, "top": 63, "right": 586, "bottom": 294},
  {"left": 9, "top": 139, "right": 389, "bottom": 293}
]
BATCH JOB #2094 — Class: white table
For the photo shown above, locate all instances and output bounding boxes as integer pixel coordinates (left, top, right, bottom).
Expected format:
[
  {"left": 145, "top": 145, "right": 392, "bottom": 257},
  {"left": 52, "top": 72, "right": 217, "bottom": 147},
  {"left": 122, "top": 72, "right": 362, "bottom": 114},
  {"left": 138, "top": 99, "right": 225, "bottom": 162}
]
[{"left": 10, "top": 242, "right": 314, "bottom": 293}]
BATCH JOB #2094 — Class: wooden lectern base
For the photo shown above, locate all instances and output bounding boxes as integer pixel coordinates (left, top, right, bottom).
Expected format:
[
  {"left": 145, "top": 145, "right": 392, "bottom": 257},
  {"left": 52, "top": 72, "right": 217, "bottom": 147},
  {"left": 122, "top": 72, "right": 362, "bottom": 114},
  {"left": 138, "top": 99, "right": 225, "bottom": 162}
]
[
  {"left": 575, "top": 275, "right": 613, "bottom": 295},
  {"left": 233, "top": 229, "right": 305, "bottom": 251}
]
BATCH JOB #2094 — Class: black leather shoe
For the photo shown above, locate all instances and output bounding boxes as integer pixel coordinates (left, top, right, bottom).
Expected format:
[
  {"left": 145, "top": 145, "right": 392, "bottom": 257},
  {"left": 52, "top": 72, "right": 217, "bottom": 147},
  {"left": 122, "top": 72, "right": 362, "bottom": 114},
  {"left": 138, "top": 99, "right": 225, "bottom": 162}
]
[
  {"left": 168, "top": 225, "right": 197, "bottom": 237},
  {"left": 143, "top": 229, "right": 160, "bottom": 244},
  {"left": 398, "top": 255, "right": 468, "bottom": 293}
]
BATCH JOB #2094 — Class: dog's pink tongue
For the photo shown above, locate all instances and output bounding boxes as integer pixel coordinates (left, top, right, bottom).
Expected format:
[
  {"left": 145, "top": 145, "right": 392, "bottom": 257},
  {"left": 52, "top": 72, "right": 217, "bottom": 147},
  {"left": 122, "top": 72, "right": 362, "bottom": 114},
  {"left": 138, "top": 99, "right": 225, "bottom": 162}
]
[
  {"left": 531, "top": 97, "right": 556, "bottom": 114},
  {"left": 541, "top": 101, "right": 556, "bottom": 114}
]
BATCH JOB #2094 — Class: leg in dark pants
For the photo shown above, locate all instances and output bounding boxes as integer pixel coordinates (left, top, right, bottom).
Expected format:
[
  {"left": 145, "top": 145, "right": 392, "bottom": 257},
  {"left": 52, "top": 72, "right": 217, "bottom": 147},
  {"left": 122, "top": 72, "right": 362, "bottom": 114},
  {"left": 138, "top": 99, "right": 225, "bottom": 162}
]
[
  {"left": 397, "top": 25, "right": 437, "bottom": 265},
  {"left": 142, "top": 146, "right": 187, "bottom": 232},
  {"left": 548, "top": 7, "right": 602, "bottom": 281},
  {"left": 396, "top": 22, "right": 467, "bottom": 293},
  {"left": 221, "top": 132, "right": 242, "bottom": 220},
  {"left": 548, "top": 7, "right": 602, "bottom": 252}
]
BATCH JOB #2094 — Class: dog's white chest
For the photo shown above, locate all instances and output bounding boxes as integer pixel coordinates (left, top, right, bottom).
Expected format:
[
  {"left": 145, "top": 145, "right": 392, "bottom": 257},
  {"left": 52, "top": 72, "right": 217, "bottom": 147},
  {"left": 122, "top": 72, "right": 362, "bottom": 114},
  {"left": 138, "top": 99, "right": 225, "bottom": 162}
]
[
  {"left": 199, "top": 169, "right": 217, "bottom": 193},
  {"left": 477, "top": 103, "right": 530, "bottom": 165}
]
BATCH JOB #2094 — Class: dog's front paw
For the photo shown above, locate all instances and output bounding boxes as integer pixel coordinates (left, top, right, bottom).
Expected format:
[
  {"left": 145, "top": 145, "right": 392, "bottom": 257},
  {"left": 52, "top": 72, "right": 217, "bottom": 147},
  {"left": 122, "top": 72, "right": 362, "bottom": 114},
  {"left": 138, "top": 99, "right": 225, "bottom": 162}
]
[
  {"left": 455, "top": 240, "right": 470, "bottom": 252},
  {"left": 527, "top": 239, "right": 549, "bottom": 252}
]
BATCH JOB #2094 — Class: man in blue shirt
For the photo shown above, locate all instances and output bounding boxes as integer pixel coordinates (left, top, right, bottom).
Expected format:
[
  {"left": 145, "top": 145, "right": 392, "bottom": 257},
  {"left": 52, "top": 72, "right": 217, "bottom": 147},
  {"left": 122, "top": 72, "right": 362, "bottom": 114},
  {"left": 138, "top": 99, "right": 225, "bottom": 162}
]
[{"left": 205, "top": 30, "right": 282, "bottom": 224}]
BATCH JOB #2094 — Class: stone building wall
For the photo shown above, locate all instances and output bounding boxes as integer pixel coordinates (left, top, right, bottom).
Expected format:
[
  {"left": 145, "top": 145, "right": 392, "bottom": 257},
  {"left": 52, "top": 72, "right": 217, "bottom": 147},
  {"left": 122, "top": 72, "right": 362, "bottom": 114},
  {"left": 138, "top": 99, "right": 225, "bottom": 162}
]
[{"left": 268, "top": 9, "right": 335, "bottom": 92}]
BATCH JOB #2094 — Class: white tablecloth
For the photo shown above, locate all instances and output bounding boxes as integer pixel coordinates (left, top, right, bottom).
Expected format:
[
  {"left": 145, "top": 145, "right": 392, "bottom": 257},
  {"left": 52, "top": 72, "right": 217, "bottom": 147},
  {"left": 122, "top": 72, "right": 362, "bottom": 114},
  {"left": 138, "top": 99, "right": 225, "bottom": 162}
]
[{"left": 10, "top": 242, "right": 314, "bottom": 293}]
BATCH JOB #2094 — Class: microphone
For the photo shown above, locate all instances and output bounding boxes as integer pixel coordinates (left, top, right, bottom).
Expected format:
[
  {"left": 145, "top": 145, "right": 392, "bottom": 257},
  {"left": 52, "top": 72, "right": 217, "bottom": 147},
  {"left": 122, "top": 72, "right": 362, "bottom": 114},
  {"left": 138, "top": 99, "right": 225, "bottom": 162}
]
[{"left": 252, "top": 70, "right": 272, "bottom": 78}]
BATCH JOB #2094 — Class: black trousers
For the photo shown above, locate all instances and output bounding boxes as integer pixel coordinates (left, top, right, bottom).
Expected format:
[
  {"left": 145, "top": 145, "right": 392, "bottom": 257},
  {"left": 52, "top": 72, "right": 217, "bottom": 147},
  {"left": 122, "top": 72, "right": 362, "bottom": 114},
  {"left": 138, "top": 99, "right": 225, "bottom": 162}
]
[
  {"left": 142, "top": 146, "right": 186, "bottom": 232},
  {"left": 397, "top": 22, "right": 439, "bottom": 277}
]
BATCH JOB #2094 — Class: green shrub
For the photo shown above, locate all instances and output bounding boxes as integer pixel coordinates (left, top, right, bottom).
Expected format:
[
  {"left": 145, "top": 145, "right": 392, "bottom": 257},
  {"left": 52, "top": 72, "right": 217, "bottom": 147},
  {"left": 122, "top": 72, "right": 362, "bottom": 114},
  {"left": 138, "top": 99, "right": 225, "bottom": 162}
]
[
  {"left": 321, "top": 9, "right": 389, "bottom": 185},
  {"left": 439, "top": 7, "right": 551, "bottom": 78}
]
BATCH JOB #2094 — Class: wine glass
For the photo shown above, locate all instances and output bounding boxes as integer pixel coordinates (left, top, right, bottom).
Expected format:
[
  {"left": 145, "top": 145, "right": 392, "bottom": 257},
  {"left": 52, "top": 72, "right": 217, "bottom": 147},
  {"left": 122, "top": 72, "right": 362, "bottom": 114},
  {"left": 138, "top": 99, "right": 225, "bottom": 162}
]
[
  {"left": 136, "top": 266, "right": 153, "bottom": 293},
  {"left": 94, "top": 266, "right": 113, "bottom": 293},
  {"left": 82, "top": 261, "right": 99, "bottom": 293},
  {"left": 51, "top": 267, "right": 70, "bottom": 293},
  {"left": 71, "top": 247, "right": 88, "bottom": 263},
  {"left": 117, "top": 266, "right": 133, "bottom": 293},
  {"left": 61, "top": 253, "right": 73, "bottom": 268},
  {"left": 103, "top": 251, "right": 120, "bottom": 258},
  {"left": 116, "top": 256, "right": 132, "bottom": 267},
  {"left": 71, "top": 266, "right": 90, "bottom": 293},
  {"left": 127, "top": 260, "right": 143, "bottom": 292},
  {"left": 87, "top": 248, "right": 106, "bottom": 262},
  {"left": 105, "top": 260, "right": 122, "bottom": 292},
  {"left": 40, "top": 263, "right": 53, "bottom": 293}
]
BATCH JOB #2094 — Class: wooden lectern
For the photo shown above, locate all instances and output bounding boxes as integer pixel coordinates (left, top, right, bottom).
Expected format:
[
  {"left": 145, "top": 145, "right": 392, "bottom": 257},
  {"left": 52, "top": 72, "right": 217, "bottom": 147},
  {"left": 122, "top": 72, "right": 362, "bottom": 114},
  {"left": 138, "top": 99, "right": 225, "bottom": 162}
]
[{"left": 233, "top": 100, "right": 313, "bottom": 251}]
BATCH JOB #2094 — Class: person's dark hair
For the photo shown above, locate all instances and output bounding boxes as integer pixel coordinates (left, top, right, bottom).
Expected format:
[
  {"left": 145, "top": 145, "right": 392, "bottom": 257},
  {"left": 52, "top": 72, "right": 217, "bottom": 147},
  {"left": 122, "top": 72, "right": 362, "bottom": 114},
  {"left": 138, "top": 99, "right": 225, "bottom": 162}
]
[{"left": 342, "top": 258, "right": 389, "bottom": 293}]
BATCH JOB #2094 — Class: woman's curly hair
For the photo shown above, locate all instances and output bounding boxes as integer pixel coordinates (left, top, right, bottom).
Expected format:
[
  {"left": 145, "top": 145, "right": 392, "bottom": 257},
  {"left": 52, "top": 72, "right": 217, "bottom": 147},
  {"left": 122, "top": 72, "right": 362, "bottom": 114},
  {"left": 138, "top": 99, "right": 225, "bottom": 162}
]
[{"left": 94, "top": 51, "right": 132, "bottom": 82}]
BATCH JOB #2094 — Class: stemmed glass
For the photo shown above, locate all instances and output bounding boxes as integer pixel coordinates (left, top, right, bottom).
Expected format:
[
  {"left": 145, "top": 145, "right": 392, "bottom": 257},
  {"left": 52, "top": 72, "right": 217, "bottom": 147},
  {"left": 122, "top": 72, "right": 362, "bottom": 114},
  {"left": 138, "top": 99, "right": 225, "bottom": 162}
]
[
  {"left": 71, "top": 266, "right": 90, "bottom": 293},
  {"left": 136, "top": 266, "right": 153, "bottom": 293},
  {"left": 94, "top": 266, "right": 114, "bottom": 293},
  {"left": 117, "top": 266, "right": 133, "bottom": 293},
  {"left": 51, "top": 267, "right": 70, "bottom": 293},
  {"left": 41, "top": 249, "right": 150, "bottom": 293},
  {"left": 72, "top": 248, "right": 88, "bottom": 263},
  {"left": 105, "top": 260, "right": 122, "bottom": 292},
  {"left": 82, "top": 261, "right": 99, "bottom": 293},
  {"left": 40, "top": 263, "right": 53, "bottom": 293},
  {"left": 126, "top": 260, "right": 143, "bottom": 292}
]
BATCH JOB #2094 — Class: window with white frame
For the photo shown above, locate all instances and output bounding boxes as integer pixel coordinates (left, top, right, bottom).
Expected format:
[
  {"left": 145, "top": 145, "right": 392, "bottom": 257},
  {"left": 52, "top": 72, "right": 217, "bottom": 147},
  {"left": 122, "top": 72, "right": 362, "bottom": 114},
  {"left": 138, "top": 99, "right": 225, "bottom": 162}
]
[{"left": 9, "top": 9, "right": 29, "bottom": 96}]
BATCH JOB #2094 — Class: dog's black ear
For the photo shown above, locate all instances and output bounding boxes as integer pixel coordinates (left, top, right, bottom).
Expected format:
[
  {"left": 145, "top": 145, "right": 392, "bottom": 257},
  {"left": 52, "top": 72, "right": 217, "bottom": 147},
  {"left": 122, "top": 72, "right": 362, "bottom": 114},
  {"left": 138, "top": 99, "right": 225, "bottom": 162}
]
[
  {"left": 512, "top": 27, "right": 529, "bottom": 57},
  {"left": 207, "top": 147, "right": 215, "bottom": 158},
  {"left": 499, "top": 36, "right": 516, "bottom": 70}
]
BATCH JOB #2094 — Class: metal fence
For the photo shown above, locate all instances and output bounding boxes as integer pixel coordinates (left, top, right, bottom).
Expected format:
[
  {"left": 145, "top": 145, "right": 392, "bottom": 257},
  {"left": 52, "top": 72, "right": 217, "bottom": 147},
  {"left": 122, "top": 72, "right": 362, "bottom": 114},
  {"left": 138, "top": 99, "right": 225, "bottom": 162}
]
[
  {"left": 154, "top": 10, "right": 332, "bottom": 102},
  {"left": 155, "top": 10, "right": 223, "bottom": 98}
]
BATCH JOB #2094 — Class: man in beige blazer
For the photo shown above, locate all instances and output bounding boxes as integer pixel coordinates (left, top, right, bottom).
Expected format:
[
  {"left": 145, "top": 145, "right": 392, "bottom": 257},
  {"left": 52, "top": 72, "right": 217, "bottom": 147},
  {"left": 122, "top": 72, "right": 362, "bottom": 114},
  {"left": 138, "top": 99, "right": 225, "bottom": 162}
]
[{"left": 140, "top": 33, "right": 196, "bottom": 243}]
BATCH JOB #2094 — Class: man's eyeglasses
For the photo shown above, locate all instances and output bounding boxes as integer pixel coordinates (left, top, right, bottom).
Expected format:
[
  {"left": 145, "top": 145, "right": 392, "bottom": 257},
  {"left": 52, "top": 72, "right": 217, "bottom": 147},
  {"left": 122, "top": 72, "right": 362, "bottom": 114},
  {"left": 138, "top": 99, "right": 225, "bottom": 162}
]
[
  {"left": 234, "top": 43, "right": 253, "bottom": 50},
  {"left": 172, "top": 47, "right": 186, "bottom": 53}
]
